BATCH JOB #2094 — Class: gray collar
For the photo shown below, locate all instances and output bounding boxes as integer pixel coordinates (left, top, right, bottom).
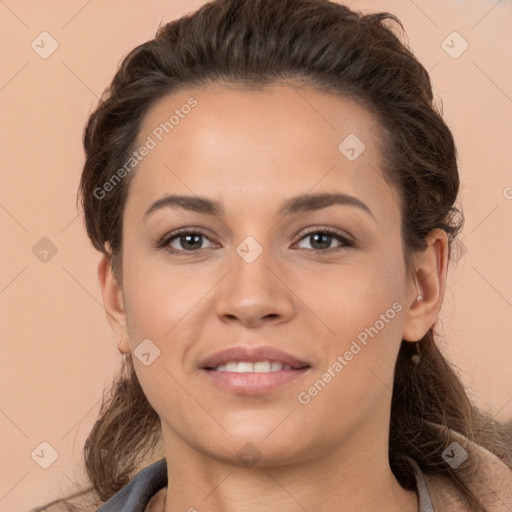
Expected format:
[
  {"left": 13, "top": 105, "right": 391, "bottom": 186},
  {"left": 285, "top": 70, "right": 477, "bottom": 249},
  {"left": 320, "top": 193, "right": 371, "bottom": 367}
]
[{"left": 403, "top": 455, "right": 435, "bottom": 511}]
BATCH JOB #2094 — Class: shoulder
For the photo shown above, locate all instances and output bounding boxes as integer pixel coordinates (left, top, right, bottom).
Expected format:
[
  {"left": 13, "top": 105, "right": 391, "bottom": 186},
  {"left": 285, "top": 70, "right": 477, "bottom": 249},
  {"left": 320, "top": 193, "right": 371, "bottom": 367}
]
[
  {"left": 424, "top": 427, "right": 512, "bottom": 512},
  {"left": 29, "top": 459, "right": 166, "bottom": 512},
  {"left": 28, "top": 488, "right": 103, "bottom": 512}
]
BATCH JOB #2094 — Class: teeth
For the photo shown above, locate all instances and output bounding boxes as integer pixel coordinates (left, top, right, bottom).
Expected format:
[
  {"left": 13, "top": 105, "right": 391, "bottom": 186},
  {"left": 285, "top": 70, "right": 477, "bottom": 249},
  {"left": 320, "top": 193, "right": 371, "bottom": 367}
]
[
  {"left": 212, "top": 361, "right": 294, "bottom": 372},
  {"left": 237, "top": 362, "right": 254, "bottom": 373}
]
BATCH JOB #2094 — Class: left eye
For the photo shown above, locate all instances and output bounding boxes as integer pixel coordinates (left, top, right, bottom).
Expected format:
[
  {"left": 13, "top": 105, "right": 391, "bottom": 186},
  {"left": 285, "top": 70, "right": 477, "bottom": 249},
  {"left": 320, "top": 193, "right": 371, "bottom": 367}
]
[{"left": 295, "top": 230, "right": 351, "bottom": 251}]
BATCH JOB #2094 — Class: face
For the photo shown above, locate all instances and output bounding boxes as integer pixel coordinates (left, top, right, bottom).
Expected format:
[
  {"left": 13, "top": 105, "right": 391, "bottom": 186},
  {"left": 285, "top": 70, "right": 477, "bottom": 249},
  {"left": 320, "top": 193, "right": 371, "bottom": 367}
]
[{"left": 111, "top": 83, "right": 421, "bottom": 466}]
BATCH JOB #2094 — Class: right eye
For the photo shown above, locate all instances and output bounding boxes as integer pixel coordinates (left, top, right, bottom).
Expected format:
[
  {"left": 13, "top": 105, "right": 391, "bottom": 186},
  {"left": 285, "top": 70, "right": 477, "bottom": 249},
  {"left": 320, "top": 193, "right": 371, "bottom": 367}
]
[{"left": 158, "top": 229, "right": 217, "bottom": 254}]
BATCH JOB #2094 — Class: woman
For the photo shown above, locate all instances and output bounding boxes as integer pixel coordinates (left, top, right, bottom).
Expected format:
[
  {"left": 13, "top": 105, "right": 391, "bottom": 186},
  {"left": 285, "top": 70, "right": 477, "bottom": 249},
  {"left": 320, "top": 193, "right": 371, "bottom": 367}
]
[{"left": 35, "top": 0, "right": 512, "bottom": 510}]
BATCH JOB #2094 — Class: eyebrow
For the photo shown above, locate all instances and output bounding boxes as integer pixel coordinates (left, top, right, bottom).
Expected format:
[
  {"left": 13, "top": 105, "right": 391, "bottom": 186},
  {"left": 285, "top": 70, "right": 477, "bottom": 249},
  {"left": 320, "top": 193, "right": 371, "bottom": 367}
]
[{"left": 144, "top": 192, "right": 376, "bottom": 221}]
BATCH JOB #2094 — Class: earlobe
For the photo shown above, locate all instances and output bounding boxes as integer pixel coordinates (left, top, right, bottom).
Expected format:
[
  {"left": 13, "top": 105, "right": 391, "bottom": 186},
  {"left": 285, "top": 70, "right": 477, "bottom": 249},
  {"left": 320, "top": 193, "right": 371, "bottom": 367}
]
[
  {"left": 97, "top": 251, "right": 129, "bottom": 351},
  {"left": 401, "top": 229, "right": 449, "bottom": 342}
]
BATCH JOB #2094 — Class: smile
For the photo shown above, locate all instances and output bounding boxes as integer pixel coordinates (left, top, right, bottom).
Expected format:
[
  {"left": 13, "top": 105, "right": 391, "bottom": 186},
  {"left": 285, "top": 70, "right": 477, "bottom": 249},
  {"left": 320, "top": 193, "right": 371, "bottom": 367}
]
[{"left": 200, "top": 345, "right": 311, "bottom": 395}]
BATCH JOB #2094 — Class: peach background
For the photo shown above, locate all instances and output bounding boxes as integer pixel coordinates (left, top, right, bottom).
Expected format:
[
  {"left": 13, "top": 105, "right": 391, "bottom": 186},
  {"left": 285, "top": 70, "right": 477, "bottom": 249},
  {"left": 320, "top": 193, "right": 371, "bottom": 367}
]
[{"left": 1, "top": 1, "right": 511, "bottom": 510}]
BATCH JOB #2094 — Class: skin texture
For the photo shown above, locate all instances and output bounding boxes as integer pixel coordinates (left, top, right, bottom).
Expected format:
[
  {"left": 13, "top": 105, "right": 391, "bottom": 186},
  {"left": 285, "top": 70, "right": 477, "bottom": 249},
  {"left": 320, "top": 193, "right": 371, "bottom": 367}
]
[{"left": 98, "top": 83, "right": 448, "bottom": 512}]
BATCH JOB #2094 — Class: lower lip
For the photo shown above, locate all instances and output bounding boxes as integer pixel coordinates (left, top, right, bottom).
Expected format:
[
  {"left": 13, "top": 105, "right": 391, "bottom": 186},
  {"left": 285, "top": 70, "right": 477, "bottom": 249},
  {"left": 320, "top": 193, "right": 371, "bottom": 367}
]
[{"left": 201, "top": 368, "right": 310, "bottom": 395}]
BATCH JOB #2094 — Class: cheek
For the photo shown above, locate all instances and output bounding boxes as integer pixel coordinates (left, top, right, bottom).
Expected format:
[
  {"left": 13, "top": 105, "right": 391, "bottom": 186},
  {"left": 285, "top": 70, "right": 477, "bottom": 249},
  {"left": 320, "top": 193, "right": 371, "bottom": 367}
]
[
  {"left": 310, "top": 245, "right": 406, "bottom": 384},
  {"left": 306, "top": 244, "right": 405, "bottom": 332},
  {"left": 296, "top": 264, "right": 405, "bottom": 425},
  {"left": 121, "top": 248, "right": 212, "bottom": 341}
]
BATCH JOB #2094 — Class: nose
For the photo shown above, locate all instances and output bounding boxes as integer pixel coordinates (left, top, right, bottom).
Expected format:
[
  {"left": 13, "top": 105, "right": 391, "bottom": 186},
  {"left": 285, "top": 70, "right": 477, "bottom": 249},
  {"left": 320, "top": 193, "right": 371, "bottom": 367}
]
[{"left": 215, "top": 245, "right": 295, "bottom": 328}]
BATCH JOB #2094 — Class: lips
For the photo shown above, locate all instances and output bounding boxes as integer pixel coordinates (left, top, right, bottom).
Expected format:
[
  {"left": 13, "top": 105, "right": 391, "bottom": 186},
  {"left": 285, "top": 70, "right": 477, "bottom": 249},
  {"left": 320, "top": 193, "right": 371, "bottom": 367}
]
[
  {"left": 199, "top": 346, "right": 311, "bottom": 395},
  {"left": 199, "top": 345, "right": 310, "bottom": 371}
]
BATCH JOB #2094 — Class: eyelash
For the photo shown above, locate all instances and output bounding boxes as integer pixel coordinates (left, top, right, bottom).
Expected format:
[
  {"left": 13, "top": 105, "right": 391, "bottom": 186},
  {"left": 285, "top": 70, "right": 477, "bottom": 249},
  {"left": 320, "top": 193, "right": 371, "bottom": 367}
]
[{"left": 156, "top": 227, "right": 353, "bottom": 255}]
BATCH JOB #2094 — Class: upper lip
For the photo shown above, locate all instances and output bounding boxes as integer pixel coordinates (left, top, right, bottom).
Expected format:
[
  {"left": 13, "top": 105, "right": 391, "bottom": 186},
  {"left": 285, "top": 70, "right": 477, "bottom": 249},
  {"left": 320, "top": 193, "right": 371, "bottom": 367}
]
[{"left": 200, "top": 345, "right": 310, "bottom": 370}]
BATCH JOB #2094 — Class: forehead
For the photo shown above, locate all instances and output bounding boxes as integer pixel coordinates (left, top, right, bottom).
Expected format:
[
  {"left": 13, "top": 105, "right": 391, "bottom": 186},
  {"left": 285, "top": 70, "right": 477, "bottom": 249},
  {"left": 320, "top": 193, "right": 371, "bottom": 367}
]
[{"left": 127, "top": 83, "right": 400, "bottom": 222}]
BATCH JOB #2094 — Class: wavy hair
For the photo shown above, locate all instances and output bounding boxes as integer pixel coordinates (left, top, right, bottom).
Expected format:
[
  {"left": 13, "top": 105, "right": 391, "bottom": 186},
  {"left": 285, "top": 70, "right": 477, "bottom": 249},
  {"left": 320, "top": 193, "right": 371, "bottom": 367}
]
[{"left": 39, "top": 1, "right": 512, "bottom": 510}]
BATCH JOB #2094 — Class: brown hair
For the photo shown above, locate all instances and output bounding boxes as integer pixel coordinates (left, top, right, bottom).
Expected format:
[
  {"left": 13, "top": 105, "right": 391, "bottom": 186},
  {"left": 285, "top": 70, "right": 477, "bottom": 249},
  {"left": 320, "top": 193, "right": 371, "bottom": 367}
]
[{"left": 53, "top": 0, "right": 512, "bottom": 510}]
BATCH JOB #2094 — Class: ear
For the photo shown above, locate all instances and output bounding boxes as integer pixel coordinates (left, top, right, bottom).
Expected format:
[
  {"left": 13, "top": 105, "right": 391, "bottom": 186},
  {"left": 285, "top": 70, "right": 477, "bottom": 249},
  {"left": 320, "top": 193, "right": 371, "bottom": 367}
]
[
  {"left": 402, "top": 228, "right": 449, "bottom": 342},
  {"left": 98, "top": 250, "right": 130, "bottom": 353}
]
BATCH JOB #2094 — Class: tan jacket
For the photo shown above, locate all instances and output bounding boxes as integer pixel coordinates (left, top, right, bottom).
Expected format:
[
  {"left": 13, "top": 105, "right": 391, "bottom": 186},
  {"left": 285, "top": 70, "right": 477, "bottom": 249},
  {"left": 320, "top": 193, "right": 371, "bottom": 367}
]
[{"left": 421, "top": 428, "right": 512, "bottom": 511}]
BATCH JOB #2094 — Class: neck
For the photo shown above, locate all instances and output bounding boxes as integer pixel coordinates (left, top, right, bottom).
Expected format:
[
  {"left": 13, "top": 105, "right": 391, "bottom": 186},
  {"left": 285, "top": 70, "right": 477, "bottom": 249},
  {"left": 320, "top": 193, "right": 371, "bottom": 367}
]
[{"left": 158, "top": 425, "right": 418, "bottom": 512}]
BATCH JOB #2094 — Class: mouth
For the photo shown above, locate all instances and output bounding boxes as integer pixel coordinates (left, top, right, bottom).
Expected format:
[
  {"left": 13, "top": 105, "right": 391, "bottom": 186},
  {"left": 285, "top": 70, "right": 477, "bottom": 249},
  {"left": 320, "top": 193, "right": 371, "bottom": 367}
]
[{"left": 199, "top": 346, "right": 311, "bottom": 395}]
